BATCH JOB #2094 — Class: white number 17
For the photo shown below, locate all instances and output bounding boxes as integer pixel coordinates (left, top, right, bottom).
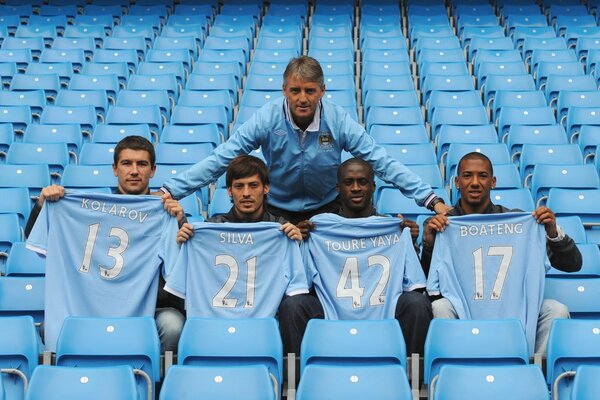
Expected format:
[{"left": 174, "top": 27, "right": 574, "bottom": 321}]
[{"left": 472, "top": 246, "right": 513, "bottom": 300}]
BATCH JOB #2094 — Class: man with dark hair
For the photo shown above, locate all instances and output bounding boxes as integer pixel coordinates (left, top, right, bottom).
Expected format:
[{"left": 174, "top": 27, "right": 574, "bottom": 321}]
[
  {"left": 161, "top": 55, "right": 449, "bottom": 225},
  {"left": 172, "top": 155, "right": 307, "bottom": 328},
  {"left": 422, "top": 151, "right": 582, "bottom": 355},
  {"left": 279, "top": 158, "right": 431, "bottom": 356},
  {"left": 25, "top": 135, "right": 186, "bottom": 352},
  {"left": 176, "top": 154, "right": 301, "bottom": 237}
]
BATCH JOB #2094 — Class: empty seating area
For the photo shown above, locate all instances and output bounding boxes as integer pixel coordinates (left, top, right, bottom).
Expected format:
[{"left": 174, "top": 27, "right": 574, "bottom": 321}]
[{"left": 1, "top": 0, "right": 600, "bottom": 398}]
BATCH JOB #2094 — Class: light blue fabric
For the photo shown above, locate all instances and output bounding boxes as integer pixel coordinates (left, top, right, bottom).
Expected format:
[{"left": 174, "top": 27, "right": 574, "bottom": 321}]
[
  {"left": 427, "top": 212, "right": 549, "bottom": 355},
  {"left": 26, "top": 192, "right": 180, "bottom": 351},
  {"left": 165, "top": 221, "right": 309, "bottom": 318},
  {"left": 304, "top": 213, "right": 426, "bottom": 320},
  {"left": 163, "top": 98, "right": 435, "bottom": 211}
]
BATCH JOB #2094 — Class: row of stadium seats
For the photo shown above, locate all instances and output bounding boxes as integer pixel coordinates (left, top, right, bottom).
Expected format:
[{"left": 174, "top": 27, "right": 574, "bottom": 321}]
[{"left": 3, "top": 315, "right": 600, "bottom": 399}]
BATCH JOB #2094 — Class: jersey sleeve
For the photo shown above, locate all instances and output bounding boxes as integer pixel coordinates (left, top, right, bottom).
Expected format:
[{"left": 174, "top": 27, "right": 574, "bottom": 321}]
[
  {"left": 426, "top": 235, "right": 445, "bottom": 296},
  {"left": 400, "top": 229, "right": 427, "bottom": 291},
  {"left": 158, "top": 214, "right": 183, "bottom": 279},
  {"left": 25, "top": 201, "right": 51, "bottom": 256},
  {"left": 163, "top": 240, "right": 189, "bottom": 299},
  {"left": 301, "top": 241, "right": 317, "bottom": 288},
  {"left": 284, "top": 237, "right": 309, "bottom": 296}
]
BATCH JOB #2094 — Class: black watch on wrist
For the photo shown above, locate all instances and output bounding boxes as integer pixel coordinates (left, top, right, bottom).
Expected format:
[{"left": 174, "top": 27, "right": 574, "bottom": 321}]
[{"left": 427, "top": 197, "right": 445, "bottom": 212}]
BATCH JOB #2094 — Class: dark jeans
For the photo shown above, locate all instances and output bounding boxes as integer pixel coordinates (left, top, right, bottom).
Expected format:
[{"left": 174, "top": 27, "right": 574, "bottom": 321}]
[
  {"left": 267, "top": 198, "right": 341, "bottom": 225},
  {"left": 278, "top": 290, "right": 433, "bottom": 356}
]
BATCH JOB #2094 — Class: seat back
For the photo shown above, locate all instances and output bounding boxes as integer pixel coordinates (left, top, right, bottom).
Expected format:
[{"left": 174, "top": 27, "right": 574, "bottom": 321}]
[
  {"left": 431, "top": 365, "right": 548, "bottom": 400},
  {"left": 297, "top": 364, "right": 411, "bottom": 400},
  {"left": 424, "top": 319, "right": 529, "bottom": 386},
  {"left": 0, "top": 316, "right": 39, "bottom": 400},
  {"left": 300, "top": 319, "right": 406, "bottom": 374},
  {"left": 177, "top": 318, "right": 282, "bottom": 396},
  {"left": 547, "top": 319, "right": 600, "bottom": 399},
  {"left": 56, "top": 317, "right": 160, "bottom": 400},
  {"left": 26, "top": 365, "right": 138, "bottom": 400},
  {"left": 159, "top": 365, "right": 276, "bottom": 400}
]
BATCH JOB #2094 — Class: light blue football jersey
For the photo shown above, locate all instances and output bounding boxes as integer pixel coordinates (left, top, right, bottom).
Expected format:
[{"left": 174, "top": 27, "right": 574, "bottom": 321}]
[
  {"left": 26, "top": 192, "right": 180, "bottom": 351},
  {"left": 427, "top": 212, "right": 549, "bottom": 354},
  {"left": 304, "top": 213, "right": 426, "bottom": 320},
  {"left": 164, "top": 221, "right": 309, "bottom": 318}
]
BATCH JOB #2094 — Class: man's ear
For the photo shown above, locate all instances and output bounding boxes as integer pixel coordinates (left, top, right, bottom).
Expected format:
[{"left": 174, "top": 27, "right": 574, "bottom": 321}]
[
  {"left": 263, "top": 184, "right": 270, "bottom": 195},
  {"left": 491, "top": 176, "right": 497, "bottom": 189}
]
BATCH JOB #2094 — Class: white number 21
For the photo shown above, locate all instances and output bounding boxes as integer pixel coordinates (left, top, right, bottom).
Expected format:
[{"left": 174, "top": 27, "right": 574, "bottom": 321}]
[{"left": 472, "top": 246, "right": 513, "bottom": 300}]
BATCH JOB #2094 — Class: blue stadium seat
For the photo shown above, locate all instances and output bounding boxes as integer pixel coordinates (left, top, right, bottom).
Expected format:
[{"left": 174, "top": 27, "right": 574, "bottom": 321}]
[
  {"left": 56, "top": 316, "right": 160, "bottom": 400},
  {"left": 115, "top": 90, "right": 170, "bottom": 125},
  {"left": 0, "top": 316, "right": 40, "bottom": 400},
  {"left": 69, "top": 74, "right": 119, "bottom": 105},
  {"left": 39, "top": 48, "right": 85, "bottom": 72},
  {"left": 160, "top": 365, "right": 276, "bottom": 400},
  {"left": 78, "top": 143, "right": 115, "bottom": 165},
  {"left": 565, "top": 105, "right": 600, "bottom": 141},
  {"left": 557, "top": 91, "right": 600, "bottom": 130},
  {"left": 178, "top": 318, "right": 282, "bottom": 400},
  {"left": 0, "top": 276, "right": 44, "bottom": 324},
  {"left": 6, "top": 142, "right": 70, "bottom": 183},
  {"left": 544, "top": 74, "right": 597, "bottom": 108},
  {"left": 430, "top": 105, "right": 489, "bottom": 141},
  {"left": 186, "top": 73, "right": 237, "bottom": 105},
  {"left": 491, "top": 90, "right": 547, "bottom": 126},
  {"left": 431, "top": 365, "right": 548, "bottom": 400},
  {"left": 5, "top": 242, "right": 44, "bottom": 277},
  {"left": 160, "top": 123, "right": 221, "bottom": 148},
  {"left": 370, "top": 125, "right": 429, "bottom": 145},
  {"left": 61, "top": 165, "right": 117, "bottom": 191},
  {"left": 506, "top": 124, "right": 568, "bottom": 159},
  {"left": 103, "top": 36, "right": 147, "bottom": 62},
  {"left": 40, "top": 105, "right": 97, "bottom": 137},
  {"left": 155, "top": 143, "right": 213, "bottom": 165},
  {"left": 377, "top": 187, "right": 449, "bottom": 220},
  {"left": 0, "top": 90, "right": 45, "bottom": 122},
  {"left": 548, "top": 243, "right": 600, "bottom": 278},
  {"left": 477, "top": 62, "right": 529, "bottom": 91},
  {"left": 366, "top": 106, "right": 424, "bottom": 133},
  {"left": 482, "top": 75, "right": 536, "bottom": 110},
  {"left": 208, "top": 188, "right": 231, "bottom": 218},
  {"left": 0, "top": 164, "right": 50, "bottom": 199},
  {"left": 424, "top": 319, "right": 529, "bottom": 398},
  {"left": 171, "top": 105, "right": 229, "bottom": 139},
  {"left": 26, "top": 365, "right": 138, "bottom": 400},
  {"left": 59, "top": 28, "right": 103, "bottom": 53},
  {"left": 93, "top": 124, "right": 152, "bottom": 144},
  {"left": 529, "top": 164, "right": 599, "bottom": 206},
  {"left": 436, "top": 124, "right": 497, "bottom": 164},
  {"left": 25, "top": 61, "right": 73, "bottom": 90},
  {"left": 546, "top": 318, "right": 600, "bottom": 400},
  {"left": 519, "top": 144, "right": 584, "bottom": 185},
  {"left": 106, "top": 105, "right": 163, "bottom": 141},
  {"left": 10, "top": 73, "right": 60, "bottom": 104},
  {"left": 297, "top": 364, "right": 411, "bottom": 400},
  {"left": 490, "top": 188, "right": 535, "bottom": 211},
  {"left": 81, "top": 62, "right": 129, "bottom": 90},
  {"left": 571, "top": 365, "right": 600, "bottom": 400},
  {"left": 496, "top": 106, "right": 556, "bottom": 140},
  {"left": 301, "top": 319, "right": 406, "bottom": 373}
]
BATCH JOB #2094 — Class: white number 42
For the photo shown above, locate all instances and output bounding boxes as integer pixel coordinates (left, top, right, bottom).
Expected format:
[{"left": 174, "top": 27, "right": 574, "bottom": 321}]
[{"left": 336, "top": 255, "right": 391, "bottom": 308}]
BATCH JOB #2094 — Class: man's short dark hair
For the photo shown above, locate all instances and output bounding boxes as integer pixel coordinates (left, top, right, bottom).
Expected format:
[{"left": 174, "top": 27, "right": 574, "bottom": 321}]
[
  {"left": 457, "top": 152, "right": 494, "bottom": 176},
  {"left": 226, "top": 155, "right": 270, "bottom": 188},
  {"left": 113, "top": 135, "right": 156, "bottom": 166},
  {"left": 337, "top": 157, "right": 375, "bottom": 182},
  {"left": 283, "top": 55, "right": 325, "bottom": 87}
]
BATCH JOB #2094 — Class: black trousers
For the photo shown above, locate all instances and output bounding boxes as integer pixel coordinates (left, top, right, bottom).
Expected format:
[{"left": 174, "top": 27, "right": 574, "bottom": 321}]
[{"left": 278, "top": 290, "right": 433, "bottom": 356}]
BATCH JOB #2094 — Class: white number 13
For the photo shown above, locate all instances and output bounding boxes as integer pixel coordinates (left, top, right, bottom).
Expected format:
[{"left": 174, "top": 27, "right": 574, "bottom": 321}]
[{"left": 79, "top": 223, "right": 129, "bottom": 279}]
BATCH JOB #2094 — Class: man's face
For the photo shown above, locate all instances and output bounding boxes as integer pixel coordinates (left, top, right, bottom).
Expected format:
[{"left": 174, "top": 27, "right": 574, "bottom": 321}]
[
  {"left": 455, "top": 158, "right": 496, "bottom": 211},
  {"left": 282, "top": 75, "right": 325, "bottom": 129},
  {"left": 337, "top": 163, "right": 375, "bottom": 215},
  {"left": 228, "top": 174, "right": 269, "bottom": 219},
  {"left": 113, "top": 149, "right": 156, "bottom": 195}
]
